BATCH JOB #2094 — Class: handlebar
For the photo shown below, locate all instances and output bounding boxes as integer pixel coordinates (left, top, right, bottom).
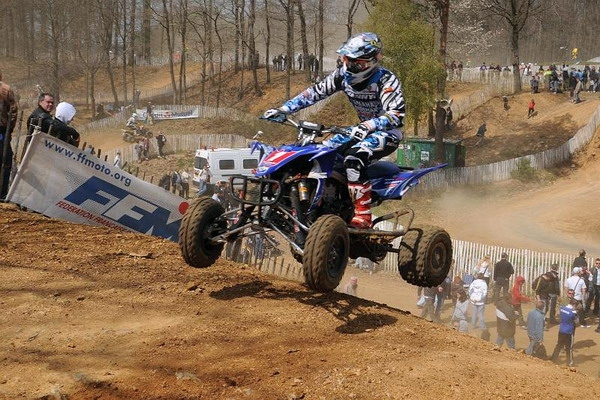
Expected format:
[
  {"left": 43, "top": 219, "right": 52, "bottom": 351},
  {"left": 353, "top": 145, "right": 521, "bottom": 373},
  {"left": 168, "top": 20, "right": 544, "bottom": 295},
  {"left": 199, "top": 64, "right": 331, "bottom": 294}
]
[{"left": 260, "top": 114, "right": 348, "bottom": 137}]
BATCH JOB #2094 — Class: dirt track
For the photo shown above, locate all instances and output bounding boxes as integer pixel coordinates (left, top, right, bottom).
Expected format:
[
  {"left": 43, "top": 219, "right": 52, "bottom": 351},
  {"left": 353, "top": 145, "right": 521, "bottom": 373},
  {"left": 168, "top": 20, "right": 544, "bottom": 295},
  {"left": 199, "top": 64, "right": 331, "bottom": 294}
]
[{"left": 3, "top": 203, "right": 600, "bottom": 400}]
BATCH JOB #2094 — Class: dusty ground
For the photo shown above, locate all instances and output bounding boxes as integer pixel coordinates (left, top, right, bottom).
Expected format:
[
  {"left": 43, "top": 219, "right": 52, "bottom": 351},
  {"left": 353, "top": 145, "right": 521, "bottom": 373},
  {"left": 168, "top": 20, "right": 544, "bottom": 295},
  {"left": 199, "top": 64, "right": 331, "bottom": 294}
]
[
  {"left": 4, "top": 64, "right": 600, "bottom": 398},
  {"left": 4, "top": 203, "right": 600, "bottom": 400}
]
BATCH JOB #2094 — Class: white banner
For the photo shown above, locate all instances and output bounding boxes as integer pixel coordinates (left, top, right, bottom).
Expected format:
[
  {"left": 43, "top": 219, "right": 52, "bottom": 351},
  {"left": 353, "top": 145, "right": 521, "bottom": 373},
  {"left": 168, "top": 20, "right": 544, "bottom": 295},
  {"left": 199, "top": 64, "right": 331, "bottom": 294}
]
[
  {"left": 7, "top": 132, "right": 188, "bottom": 242},
  {"left": 136, "top": 107, "right": 199, "bottom": 121}
]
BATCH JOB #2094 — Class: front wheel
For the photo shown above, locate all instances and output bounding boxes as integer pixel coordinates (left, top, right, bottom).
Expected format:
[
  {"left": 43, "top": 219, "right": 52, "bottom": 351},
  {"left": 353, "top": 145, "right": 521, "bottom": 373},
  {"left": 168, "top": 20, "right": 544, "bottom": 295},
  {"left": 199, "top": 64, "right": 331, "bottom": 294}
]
[
  {"left": 398, "top": 225, "right": 452, "bottom": 287},
  {"left": 303, "top": 215, "right": 349, "bottom": 293},
  {"left": 178, "top": 197, "right": 226, "bottom": 268}
]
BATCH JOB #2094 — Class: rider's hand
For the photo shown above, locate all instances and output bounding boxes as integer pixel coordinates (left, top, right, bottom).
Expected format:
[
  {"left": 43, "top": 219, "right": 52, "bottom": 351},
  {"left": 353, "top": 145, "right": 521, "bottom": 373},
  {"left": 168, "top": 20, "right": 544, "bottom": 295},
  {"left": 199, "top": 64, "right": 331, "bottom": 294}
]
[
  {"left": 347, "top": 124, "right": 370, "bottom": 141},
  {"left": 263, "top": 108, "right": 284, "bottom": 119}
]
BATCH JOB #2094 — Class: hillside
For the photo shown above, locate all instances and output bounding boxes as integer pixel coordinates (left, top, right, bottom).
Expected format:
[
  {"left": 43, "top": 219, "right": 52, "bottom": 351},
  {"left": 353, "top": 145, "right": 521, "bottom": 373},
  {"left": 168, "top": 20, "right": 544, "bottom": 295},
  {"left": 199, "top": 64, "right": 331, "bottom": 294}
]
[{"left": 3, "top": 202, "right": 600, "bottom": 399}]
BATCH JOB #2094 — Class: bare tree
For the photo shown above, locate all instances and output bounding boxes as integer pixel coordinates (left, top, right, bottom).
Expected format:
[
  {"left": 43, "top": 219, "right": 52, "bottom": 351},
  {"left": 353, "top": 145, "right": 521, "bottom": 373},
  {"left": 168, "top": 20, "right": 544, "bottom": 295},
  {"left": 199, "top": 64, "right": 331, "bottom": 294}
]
[
  {"left": 346, "top": 0, "right": 365, "bottom": 38},
  {"left": 155, "top": 0, "right": 178, "bottom": 103},
  {"left": 278, "top": 0, "right": 294, "bottom": 98},
  {"left": 263, "top": 0, "right": 272, "bottom": 83},
  {"left": 482, "top": 0, "right": 544, "bottom": 91},
  {"left": 248, "top": 0, "right": 262, "bottom": 96},
  {"left": 296, "top": 0, "right": 311, "bottom": 82},
  {"left": 142, "top": 0, "right": 152, "bottom": 60}
]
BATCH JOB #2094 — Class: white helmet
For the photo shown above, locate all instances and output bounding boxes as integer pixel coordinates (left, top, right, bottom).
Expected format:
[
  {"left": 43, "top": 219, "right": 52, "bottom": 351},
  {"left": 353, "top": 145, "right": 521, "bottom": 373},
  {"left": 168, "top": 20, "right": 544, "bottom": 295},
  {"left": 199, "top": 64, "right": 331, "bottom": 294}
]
[{"left": 337, "top": 32, "right": 382, "bottom": 85}]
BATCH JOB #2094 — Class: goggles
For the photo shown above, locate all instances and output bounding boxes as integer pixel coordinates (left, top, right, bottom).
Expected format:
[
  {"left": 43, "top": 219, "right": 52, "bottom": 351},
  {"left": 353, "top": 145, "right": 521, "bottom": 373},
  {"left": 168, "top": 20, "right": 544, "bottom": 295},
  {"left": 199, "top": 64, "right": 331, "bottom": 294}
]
[{"left": 343, "top": 55, "right": 375, "bottom": 73}]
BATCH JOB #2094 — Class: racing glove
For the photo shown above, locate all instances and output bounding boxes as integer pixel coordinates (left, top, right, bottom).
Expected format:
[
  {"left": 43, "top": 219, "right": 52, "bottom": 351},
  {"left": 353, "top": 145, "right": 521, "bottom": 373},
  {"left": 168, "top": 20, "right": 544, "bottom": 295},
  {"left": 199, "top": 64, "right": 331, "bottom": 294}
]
[
  {"left": 346, "top": 124, "right": 370, "bottom": 141},
  {"left": 263, "top": 108, "right": 283, "bottom": 119}
]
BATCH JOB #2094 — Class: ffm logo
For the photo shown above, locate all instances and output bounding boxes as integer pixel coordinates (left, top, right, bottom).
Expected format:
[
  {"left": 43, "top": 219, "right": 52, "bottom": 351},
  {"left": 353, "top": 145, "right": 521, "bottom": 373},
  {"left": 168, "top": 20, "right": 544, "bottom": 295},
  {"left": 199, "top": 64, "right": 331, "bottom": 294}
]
[{"left": 64, "top": 176, "right": 182, "bottom": 241}]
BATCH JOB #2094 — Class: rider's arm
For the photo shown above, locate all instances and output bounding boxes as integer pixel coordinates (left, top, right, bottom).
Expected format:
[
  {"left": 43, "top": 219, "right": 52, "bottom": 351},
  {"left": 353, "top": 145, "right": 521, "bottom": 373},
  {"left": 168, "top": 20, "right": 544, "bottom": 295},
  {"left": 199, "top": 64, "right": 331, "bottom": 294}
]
[
  {"left": 279, "top": 69, "right": 343, "bottom": 114},
  {"left": 360, "top": 71, "right": 406, "bottom": 133}
]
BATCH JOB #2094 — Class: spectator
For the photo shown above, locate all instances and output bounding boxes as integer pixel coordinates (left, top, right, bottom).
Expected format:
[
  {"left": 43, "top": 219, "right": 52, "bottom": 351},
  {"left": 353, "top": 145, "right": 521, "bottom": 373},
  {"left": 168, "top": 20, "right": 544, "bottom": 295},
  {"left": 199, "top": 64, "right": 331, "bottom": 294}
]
[
  {"left": 469, "top": 272, "right": 488, "bottom": 330},
  {"left": 0, "top": 69, "right": 18, "bottom": 200},
  {"left": 492, "top": 252, "right": 514, "bottom": 305},
  {"left": 419, "top": 285, "right": 441, "bottom": 323},
  {"left": 530, "top": 76, "right": 539, "bottom": 93},
  {"left": 565, "top": 267, "right": 588, "bottom": 328},
  {"left": 113, "top": 151, "right": 122, "bottom": 169},
  {"left": 450, "top": 289, "right": 469, "bottom": 333},
  {"left": 527, "top": 98, "right": 535, "bottom": 118},
  {"left": 533, "top": 272, "right": 555, "bottom": 324},
  {"left": 587, "top": 258, "right": 600, "bottom": 317},
  {"left": 434, "top": 279, "right": 450, "bottom": 322},
  {"left": 473, "top": 254, "right": 492, "bottom": 287},
  {"left": 145, "top": 101, "right": 154, "bottom": 124},
  {"left": 133, "top": 88, "right": 141, "bottom": 107},
  {"left": 171, "top": 170, "right": 182, "bottom": 195},
  {"left": 141, "top": 136, "right": 149, "bottom": 160},
  {"left": 211, "top": 181, "right": 228, "bottom": 206},
  {"left": 511, "top": 276, "right": 531, "bottom": 328},
  {"left": 198, "top": 164, "right": 212, "bottom": 195},
  {"left": 550, "top": 298, "right": 579, "bottom": 367},
  {"left": 134, "top": 140, "right": 144, "bottom": 162},
  {"left": 345, "top": 276, "right": 358, "bottom": 296},
  {"left": 444, "top": 106, "right": 453, "bottom": 130},
  {"left": 495, "top": 294, "right": 517, "bottom": 349},
  {"left": 156, "top": 131, "right": 167, "bottom": 158},
  {"left": 180, "top": 168, "right": 190, "bottom": 199},
  {"left": 26, "top": 92, "right": 55, "bottom": 146},
  {"left": 52, "top": 102, "right": 81, "bottom": 147},
  {"left": 475, "top": 122, "right": 486, "bottom": 146},
  {"left": 450, "top": 275, "right": 464, "bottom": 307},
  {"left": 546, "top": 263, "right": 561, "bottom": 324},
  {"left": 572, "top": 249, "right": 588, "bottom": 269},
  {"left": 159, "top": 172, "right": 171, "bottom": 191},
  {"left": 526, "top": 300, "right": 546, "bottom": 358}
]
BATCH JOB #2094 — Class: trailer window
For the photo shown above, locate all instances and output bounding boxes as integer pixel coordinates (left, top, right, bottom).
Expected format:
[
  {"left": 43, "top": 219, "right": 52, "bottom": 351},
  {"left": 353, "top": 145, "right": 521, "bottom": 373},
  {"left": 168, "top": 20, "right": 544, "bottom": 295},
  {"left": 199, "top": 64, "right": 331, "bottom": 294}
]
[
  {"left": 219, "top": 159, "right": 235, "bottom": 170},
  {"left": 243, "top": 159, "right": 258, "bottom": 169}
]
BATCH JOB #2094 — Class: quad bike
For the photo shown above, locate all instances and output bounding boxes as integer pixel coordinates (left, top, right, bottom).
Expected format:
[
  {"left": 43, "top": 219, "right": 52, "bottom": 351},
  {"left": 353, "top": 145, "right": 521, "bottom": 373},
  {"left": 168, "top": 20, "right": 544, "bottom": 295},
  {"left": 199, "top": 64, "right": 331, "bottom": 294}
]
[
  {"left": 178, "top": 115, "right": 453, "bottom": 293},
  {"left": 122, "top": 124, "right": 153, "bottom": 142}
]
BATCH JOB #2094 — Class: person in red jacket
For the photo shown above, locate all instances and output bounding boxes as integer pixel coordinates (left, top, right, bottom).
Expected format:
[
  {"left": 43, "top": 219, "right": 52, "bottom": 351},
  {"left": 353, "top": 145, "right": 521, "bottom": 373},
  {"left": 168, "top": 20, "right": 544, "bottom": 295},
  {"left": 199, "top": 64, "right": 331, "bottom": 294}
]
[
  {"left": 512, "top": 275, "right": 531, "bottom": 328},
  {"left": 528, "top": 98, "right": 535, "bottom": 118}
]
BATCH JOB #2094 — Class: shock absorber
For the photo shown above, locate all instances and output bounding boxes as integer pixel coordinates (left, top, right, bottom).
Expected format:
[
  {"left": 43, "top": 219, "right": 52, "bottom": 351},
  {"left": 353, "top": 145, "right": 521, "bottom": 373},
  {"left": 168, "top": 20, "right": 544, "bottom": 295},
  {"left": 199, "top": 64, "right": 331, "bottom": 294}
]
[{"left": 297, "top": 179, "right": 310, "bottom": 202}]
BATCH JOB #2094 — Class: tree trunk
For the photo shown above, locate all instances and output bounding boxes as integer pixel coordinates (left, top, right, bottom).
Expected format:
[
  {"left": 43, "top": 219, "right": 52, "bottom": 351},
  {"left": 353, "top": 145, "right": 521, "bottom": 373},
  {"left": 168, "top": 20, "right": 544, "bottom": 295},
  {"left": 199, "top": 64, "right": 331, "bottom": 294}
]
[
  {"left": 248, "top": 0, "right": 262, "bottom": 96},
  {"left": 264, "top": 0, "right": 271, "bottom": 84},
  {"left": 297, "top": 0, "right": 311, "bottom": 82},
  {"left": 143, "top": 0, "right": 152, "bottom": 61}
]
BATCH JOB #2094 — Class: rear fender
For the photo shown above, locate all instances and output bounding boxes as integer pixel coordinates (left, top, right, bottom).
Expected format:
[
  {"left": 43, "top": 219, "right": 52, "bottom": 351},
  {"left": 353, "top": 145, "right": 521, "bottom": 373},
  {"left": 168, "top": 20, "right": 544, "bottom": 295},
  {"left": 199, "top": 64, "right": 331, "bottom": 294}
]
[{"left": 372, "top": 163, "right": 447, "bottom": 199}]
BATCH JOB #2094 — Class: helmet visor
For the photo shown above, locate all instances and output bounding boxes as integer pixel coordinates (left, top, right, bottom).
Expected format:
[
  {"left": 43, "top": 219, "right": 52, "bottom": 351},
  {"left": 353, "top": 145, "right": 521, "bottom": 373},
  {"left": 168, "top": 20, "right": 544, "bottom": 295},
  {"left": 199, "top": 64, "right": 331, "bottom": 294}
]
[{"left": 343, "top": 55, "right": 376, "bottom": 73}]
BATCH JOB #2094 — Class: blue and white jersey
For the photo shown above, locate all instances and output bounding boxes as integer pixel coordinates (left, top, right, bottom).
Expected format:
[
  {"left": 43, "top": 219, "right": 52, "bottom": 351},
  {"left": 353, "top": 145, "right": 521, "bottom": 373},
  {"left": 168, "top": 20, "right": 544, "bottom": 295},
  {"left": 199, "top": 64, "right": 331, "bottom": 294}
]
[{"left": 280, "top": 66, "right": 405, "bottom": 134}]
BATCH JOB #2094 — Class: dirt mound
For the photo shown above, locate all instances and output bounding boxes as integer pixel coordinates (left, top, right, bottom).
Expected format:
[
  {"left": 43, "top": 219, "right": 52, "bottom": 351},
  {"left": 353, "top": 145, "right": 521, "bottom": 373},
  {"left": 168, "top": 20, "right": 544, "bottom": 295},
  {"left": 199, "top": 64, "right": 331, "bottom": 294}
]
[{"left": 2, "top": 202, "right": 600, "bottom": 399}]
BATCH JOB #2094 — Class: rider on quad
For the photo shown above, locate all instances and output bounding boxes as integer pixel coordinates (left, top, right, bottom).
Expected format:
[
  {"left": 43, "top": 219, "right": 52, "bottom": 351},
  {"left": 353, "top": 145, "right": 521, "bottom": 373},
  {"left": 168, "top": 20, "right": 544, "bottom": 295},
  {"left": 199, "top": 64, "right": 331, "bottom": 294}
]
[
  {"left": 263, "top": 32, "right": 406, "bottom": 229},
  {"left": 126, "top": 113, "right": 138, "bottom": 129}
]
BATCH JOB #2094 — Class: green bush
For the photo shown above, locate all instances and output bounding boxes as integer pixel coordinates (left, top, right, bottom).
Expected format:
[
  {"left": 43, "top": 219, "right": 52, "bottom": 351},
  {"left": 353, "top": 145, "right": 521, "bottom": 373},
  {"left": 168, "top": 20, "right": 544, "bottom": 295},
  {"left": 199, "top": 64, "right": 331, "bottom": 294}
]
[{"left": 511, "top": 158, "right": 536, "bottom": 181}]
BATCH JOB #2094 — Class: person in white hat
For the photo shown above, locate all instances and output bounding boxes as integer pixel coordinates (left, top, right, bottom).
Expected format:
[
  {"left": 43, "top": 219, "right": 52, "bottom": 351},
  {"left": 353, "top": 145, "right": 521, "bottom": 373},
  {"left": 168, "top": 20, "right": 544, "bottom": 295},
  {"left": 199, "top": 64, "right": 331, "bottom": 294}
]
[{"left": 565, "top": 266, "right": 588, "bottom": 327}]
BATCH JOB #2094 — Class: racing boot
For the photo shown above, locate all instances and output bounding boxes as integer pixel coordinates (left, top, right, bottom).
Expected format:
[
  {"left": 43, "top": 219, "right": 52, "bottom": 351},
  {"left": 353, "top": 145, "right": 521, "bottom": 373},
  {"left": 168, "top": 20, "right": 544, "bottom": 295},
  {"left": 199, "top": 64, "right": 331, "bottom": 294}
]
[{"left": 348, "top": 181, "right": 372, "bottom": 229}]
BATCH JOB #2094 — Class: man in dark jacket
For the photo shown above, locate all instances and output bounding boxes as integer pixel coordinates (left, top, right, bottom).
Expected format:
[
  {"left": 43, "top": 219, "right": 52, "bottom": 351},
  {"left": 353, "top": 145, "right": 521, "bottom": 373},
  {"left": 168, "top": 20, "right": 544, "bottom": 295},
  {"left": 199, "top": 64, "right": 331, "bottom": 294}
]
[
  {"left": 493, "top": 252, "right": 514, "bottom": 304},
  {"left": 495, "top": 294, "right": 517, "bottom": 349},
  {"left": 26, "top": 92, "right": 55, "bottom": 146},
  {"left": 546, "top": 263, "right": 561, "bottom": 324}
]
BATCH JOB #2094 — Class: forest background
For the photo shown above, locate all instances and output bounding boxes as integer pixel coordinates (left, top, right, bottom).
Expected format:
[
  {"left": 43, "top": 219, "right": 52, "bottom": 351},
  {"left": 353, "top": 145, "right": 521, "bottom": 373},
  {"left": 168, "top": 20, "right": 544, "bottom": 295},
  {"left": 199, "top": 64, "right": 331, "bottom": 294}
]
[{"left": 1, "top": 0, "right": 599, "bottom": 141}]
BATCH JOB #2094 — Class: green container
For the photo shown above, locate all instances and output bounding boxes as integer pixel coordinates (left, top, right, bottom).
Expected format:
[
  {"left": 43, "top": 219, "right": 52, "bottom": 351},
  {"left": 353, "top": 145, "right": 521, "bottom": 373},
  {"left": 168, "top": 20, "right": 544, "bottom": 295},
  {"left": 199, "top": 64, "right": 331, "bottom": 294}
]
[{"left": 396, "top": 138, "right": 465, "bottom": 168}]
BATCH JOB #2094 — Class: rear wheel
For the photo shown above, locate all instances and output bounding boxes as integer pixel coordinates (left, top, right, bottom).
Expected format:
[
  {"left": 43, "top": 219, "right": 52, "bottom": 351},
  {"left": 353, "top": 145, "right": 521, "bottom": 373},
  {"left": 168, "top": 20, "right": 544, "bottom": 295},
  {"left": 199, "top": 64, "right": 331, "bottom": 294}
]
[
  {"left": 179, "top": 197, "right": 226, "bottom": 268},
  {"left": 398, "top": 225, "right": 452, "bottom": 287},
  {"left": 303, "top": 215, "right": 349, "bottom": 293}
]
